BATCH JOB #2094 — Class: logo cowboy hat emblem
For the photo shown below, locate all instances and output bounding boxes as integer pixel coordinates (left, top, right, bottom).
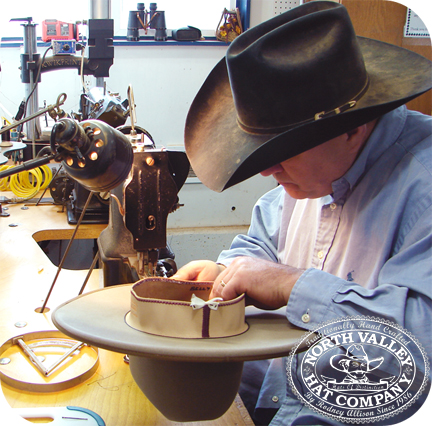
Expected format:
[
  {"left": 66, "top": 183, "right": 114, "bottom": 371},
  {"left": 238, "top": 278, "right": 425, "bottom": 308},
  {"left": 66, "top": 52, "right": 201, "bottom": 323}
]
[{"left": 330, "top": 344, "right": 384, "bottom": 384}]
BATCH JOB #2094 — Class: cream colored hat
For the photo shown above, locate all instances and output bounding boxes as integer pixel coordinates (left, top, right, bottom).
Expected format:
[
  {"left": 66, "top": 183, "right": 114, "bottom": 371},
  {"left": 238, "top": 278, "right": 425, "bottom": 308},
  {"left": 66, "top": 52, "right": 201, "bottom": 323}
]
[{"left": 52, "top": 282, "right": 305, "bottom": 422}]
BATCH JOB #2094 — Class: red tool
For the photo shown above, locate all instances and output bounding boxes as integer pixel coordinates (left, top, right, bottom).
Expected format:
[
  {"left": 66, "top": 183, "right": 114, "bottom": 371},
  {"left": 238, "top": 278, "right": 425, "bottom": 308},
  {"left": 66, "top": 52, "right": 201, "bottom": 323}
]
[{"left": 41, "top": 19, "right": 79, "bottom": 42}]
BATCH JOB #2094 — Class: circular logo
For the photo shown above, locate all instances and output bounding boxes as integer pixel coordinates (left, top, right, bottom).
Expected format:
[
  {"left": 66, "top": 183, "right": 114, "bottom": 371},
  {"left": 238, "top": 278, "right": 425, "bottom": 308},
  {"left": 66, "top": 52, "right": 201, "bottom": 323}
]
[{"left": 287, "top": 316, "right": 430, "bottom": 423}]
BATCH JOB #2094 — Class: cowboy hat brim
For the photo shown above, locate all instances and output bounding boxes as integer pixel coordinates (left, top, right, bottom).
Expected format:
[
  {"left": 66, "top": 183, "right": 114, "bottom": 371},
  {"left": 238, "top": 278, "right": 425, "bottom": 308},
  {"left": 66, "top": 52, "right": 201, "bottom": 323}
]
[
  {"left": 185, "top": 37, "right": 432, "bottom": 192},
  {"left": 52, "top": 284, "right": 305, "bottom": 361},
  {"left": 52, "top": 284, "right": 307, "bottom": 421}
]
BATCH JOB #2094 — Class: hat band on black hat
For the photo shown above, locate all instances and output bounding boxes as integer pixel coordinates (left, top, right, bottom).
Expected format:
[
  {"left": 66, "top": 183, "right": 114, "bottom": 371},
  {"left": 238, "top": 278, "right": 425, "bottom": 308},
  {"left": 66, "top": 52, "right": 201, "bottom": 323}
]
[{"left": 237, "top": 76, "right": 370, "bottom": 135}]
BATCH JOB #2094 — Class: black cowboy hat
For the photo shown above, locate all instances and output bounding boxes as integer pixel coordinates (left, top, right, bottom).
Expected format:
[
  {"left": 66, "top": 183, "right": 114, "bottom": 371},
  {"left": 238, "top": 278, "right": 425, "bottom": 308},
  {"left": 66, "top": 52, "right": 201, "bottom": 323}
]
[{"left": 184, "top": 1, "right": 432, "bottom": 192}]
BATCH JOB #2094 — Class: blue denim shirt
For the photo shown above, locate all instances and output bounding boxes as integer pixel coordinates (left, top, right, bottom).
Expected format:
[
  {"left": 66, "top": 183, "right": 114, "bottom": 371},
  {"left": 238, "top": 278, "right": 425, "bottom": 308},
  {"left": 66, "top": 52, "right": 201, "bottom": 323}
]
[{"left": 218, "top": 106, "right": 432, "bottom": 425}]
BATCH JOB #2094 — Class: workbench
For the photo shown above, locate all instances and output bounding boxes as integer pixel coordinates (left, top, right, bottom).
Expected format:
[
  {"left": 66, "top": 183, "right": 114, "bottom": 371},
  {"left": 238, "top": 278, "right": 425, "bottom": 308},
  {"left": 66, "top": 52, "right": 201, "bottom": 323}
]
[{"left": 0, "top": 195, "right": 254, "bottom": 426}]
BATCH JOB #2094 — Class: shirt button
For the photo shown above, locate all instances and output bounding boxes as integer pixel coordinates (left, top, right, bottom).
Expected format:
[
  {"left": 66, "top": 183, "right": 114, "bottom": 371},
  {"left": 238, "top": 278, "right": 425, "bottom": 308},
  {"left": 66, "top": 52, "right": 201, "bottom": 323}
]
[
  {"left": 272, "top": 396, "right": 279, "bottom": 403},
  {"left": 302, "top": 313, "right": 310, "bottom": 323},
  {"left": 330, "top": 203, "right": 337, "bottom": 210},
  {"left": 317, "top": 251, "right": 324, "bottom": 259}
]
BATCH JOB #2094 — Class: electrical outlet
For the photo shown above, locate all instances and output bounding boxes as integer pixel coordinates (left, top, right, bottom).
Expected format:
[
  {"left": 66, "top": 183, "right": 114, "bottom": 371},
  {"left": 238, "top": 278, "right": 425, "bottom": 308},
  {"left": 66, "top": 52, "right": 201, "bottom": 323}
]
[{"left": 273, "top": 0, "right": 302, "bottom": 15}]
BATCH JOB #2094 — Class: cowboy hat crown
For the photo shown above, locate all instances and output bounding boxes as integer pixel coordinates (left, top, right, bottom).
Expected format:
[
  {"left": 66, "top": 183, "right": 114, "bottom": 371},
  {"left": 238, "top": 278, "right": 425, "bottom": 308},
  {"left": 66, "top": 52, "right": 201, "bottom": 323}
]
[{"left": 228, "top": 1, "right": 369, "bottom": 133}]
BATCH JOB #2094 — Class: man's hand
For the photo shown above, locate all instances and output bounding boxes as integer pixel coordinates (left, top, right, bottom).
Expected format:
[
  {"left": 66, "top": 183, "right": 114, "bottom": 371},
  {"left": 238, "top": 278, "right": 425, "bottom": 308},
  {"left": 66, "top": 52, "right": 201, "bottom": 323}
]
[
  {"left": 211, "top": 256, "right": 304, "bottom": 310},
  {"left": 172, "top": 260, "right": 226, "bottom": 282}
]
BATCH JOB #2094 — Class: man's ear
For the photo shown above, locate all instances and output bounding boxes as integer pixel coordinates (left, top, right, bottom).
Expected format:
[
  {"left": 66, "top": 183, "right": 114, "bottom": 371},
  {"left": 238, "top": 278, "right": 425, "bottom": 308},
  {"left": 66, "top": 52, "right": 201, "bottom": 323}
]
[{"left": 346, "top": 120, "right": 377, "bottom": 152}]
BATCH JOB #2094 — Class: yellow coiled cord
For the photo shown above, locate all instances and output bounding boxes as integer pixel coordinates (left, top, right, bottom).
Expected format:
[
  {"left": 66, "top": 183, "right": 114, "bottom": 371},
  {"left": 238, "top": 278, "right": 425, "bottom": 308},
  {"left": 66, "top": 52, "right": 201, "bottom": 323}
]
[{"left": 0, "top": 164, "right": 52, "bottom": 202}]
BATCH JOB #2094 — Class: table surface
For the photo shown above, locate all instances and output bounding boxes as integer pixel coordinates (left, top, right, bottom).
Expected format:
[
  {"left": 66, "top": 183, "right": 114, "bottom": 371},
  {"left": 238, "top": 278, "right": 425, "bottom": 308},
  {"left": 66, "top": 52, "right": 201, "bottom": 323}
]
[{"left": 0, "top": 196, "right": 254, "bottom": 426}]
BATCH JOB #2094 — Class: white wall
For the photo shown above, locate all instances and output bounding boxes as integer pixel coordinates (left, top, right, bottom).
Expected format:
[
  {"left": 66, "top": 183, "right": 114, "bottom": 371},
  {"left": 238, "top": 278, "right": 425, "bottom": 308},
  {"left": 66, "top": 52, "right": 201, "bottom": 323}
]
[
  {"left": 0, "top": 43, "right": 228, "bottom": 147},
  {"left": 108, "top": 44, "right": 227, "bottom": 147}
]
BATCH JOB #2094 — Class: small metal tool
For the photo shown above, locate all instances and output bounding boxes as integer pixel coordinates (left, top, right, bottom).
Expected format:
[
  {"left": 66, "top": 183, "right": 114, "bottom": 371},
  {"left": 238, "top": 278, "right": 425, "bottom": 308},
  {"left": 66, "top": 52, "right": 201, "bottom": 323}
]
[
  {"left": 0, "top": 93, "right": 67, "bottom": 136},
  {"left": 127, "top": 85, "right": 137, "bottom": 136},
  {"left": 14, "top": 337, "right": 84, "bottom": 376}
]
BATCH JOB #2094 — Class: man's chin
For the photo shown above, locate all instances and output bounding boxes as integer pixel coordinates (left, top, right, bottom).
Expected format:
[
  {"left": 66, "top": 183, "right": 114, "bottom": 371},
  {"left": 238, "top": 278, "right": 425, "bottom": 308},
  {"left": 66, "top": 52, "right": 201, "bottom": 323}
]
[
  {"left": 281, "top": 183, "right": 331, "bottom": 200},
  {"left": 282, "top": 184, "right": 320, "bottom": 200}
]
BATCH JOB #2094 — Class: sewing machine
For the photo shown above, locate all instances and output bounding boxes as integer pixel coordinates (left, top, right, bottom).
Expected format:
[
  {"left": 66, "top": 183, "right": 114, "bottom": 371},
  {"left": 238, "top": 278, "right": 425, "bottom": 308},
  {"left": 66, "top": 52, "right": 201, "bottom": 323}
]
[
  {"left": 49, "top": 115, "right": 190, "bottom": 283},
  {"left": 4, "top": 1, "right": 190, "bottom": 282}
]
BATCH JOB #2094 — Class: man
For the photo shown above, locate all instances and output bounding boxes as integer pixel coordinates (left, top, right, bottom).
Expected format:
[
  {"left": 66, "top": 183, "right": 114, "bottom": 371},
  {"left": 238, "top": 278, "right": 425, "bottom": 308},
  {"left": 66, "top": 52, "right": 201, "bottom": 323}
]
[{"left": 173, "top": 1, "right": 431, "bottom": 424}]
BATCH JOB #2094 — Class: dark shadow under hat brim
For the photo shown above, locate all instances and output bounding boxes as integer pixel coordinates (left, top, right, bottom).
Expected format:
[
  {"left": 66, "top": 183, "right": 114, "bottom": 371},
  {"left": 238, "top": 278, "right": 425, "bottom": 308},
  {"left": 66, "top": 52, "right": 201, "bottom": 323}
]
[{"left": 185, "top": 37, "right": 432, "bottom": 192}]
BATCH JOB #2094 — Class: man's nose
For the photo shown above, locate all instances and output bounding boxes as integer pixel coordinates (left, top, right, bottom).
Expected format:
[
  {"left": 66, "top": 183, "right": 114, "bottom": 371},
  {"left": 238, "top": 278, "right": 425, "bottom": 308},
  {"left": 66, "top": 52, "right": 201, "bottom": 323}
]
[{"left": 260, "top": 163, "right": 283, "bottom": 176}]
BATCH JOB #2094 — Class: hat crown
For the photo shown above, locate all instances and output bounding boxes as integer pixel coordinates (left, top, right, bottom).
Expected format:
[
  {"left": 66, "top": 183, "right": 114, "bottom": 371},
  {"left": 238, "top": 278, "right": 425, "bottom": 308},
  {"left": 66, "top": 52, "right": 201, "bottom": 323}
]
[
  {"left": 227, "top": 1, "right": 368, "bottom": 133},
  {"left": 346, "top": 344, "right": 368, "bottom": 360}
]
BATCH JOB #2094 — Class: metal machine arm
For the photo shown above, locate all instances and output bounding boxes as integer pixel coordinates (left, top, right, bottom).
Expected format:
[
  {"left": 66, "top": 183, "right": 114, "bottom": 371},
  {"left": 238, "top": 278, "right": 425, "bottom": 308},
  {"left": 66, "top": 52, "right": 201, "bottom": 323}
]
[{"left": 50, "top": 118, "right": 189, "bottom": 281}]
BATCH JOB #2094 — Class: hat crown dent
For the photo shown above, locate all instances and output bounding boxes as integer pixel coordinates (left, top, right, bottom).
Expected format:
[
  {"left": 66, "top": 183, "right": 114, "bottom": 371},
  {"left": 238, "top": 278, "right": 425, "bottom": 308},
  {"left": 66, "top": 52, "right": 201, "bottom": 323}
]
[
  {"left": 226, "top": 2, "right": 368, "bottom": 133},
  {"left": 228, "top": 0, "right": 340, "bottom": 56}
]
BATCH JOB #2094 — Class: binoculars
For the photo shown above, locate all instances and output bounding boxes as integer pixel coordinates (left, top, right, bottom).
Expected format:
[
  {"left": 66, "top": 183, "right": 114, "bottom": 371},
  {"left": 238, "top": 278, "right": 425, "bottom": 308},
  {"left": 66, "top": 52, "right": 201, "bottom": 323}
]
[{"left": 127, "top": 3, "right": 167, "bottom": 41}]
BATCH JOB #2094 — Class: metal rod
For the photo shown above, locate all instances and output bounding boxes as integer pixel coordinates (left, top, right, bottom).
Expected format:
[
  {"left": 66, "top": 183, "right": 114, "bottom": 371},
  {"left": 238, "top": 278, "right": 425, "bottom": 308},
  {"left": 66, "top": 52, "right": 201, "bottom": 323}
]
[
  {"left": 78, "top": 251, "right": 99, "bottom": 295},
  {"left": 62, "top": 418, "right": 88, "bottom": 421},
  {"left": 90, "top": 0, "right": 111, "bottom": 19},
  {"left": 44, "top": 341, "right": 84, "bottom": 376},
  {"left": 0, "top": 93, "right": 66, "bottom": 136},
  {"left": 40, "top": 191, "right": 94, "bottom": 313},
  {"left": 127, "top": 85, "right": 136, "bottom": 135},
  {"left": 0, "top": 155, "right": 54, "bottom": 180},
  {"left": 16, "top": 338, "right": 48, "bottom": 375},
  {"left": 22, "top": 21, "right": 40, "bottom": 153},
  {"left": 35, "top": 164, "right": 63, "bottom": 206}
]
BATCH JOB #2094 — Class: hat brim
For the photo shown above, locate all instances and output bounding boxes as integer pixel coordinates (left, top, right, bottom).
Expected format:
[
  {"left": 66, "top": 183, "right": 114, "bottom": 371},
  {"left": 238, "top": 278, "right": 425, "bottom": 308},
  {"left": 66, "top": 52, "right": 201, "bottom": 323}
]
[
  {"left": 52, "top": 284, "right": 306, "bottom": 362},
  {"left": 185, "top": 37, "right": 432, "bottom": 192}
]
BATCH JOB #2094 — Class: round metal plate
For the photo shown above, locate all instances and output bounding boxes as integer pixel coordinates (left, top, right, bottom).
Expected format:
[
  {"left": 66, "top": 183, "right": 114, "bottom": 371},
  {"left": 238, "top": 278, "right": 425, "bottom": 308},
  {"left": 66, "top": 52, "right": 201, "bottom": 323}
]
[{"left": 0, "top": 330, "right": 99, "bottom": 392}]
